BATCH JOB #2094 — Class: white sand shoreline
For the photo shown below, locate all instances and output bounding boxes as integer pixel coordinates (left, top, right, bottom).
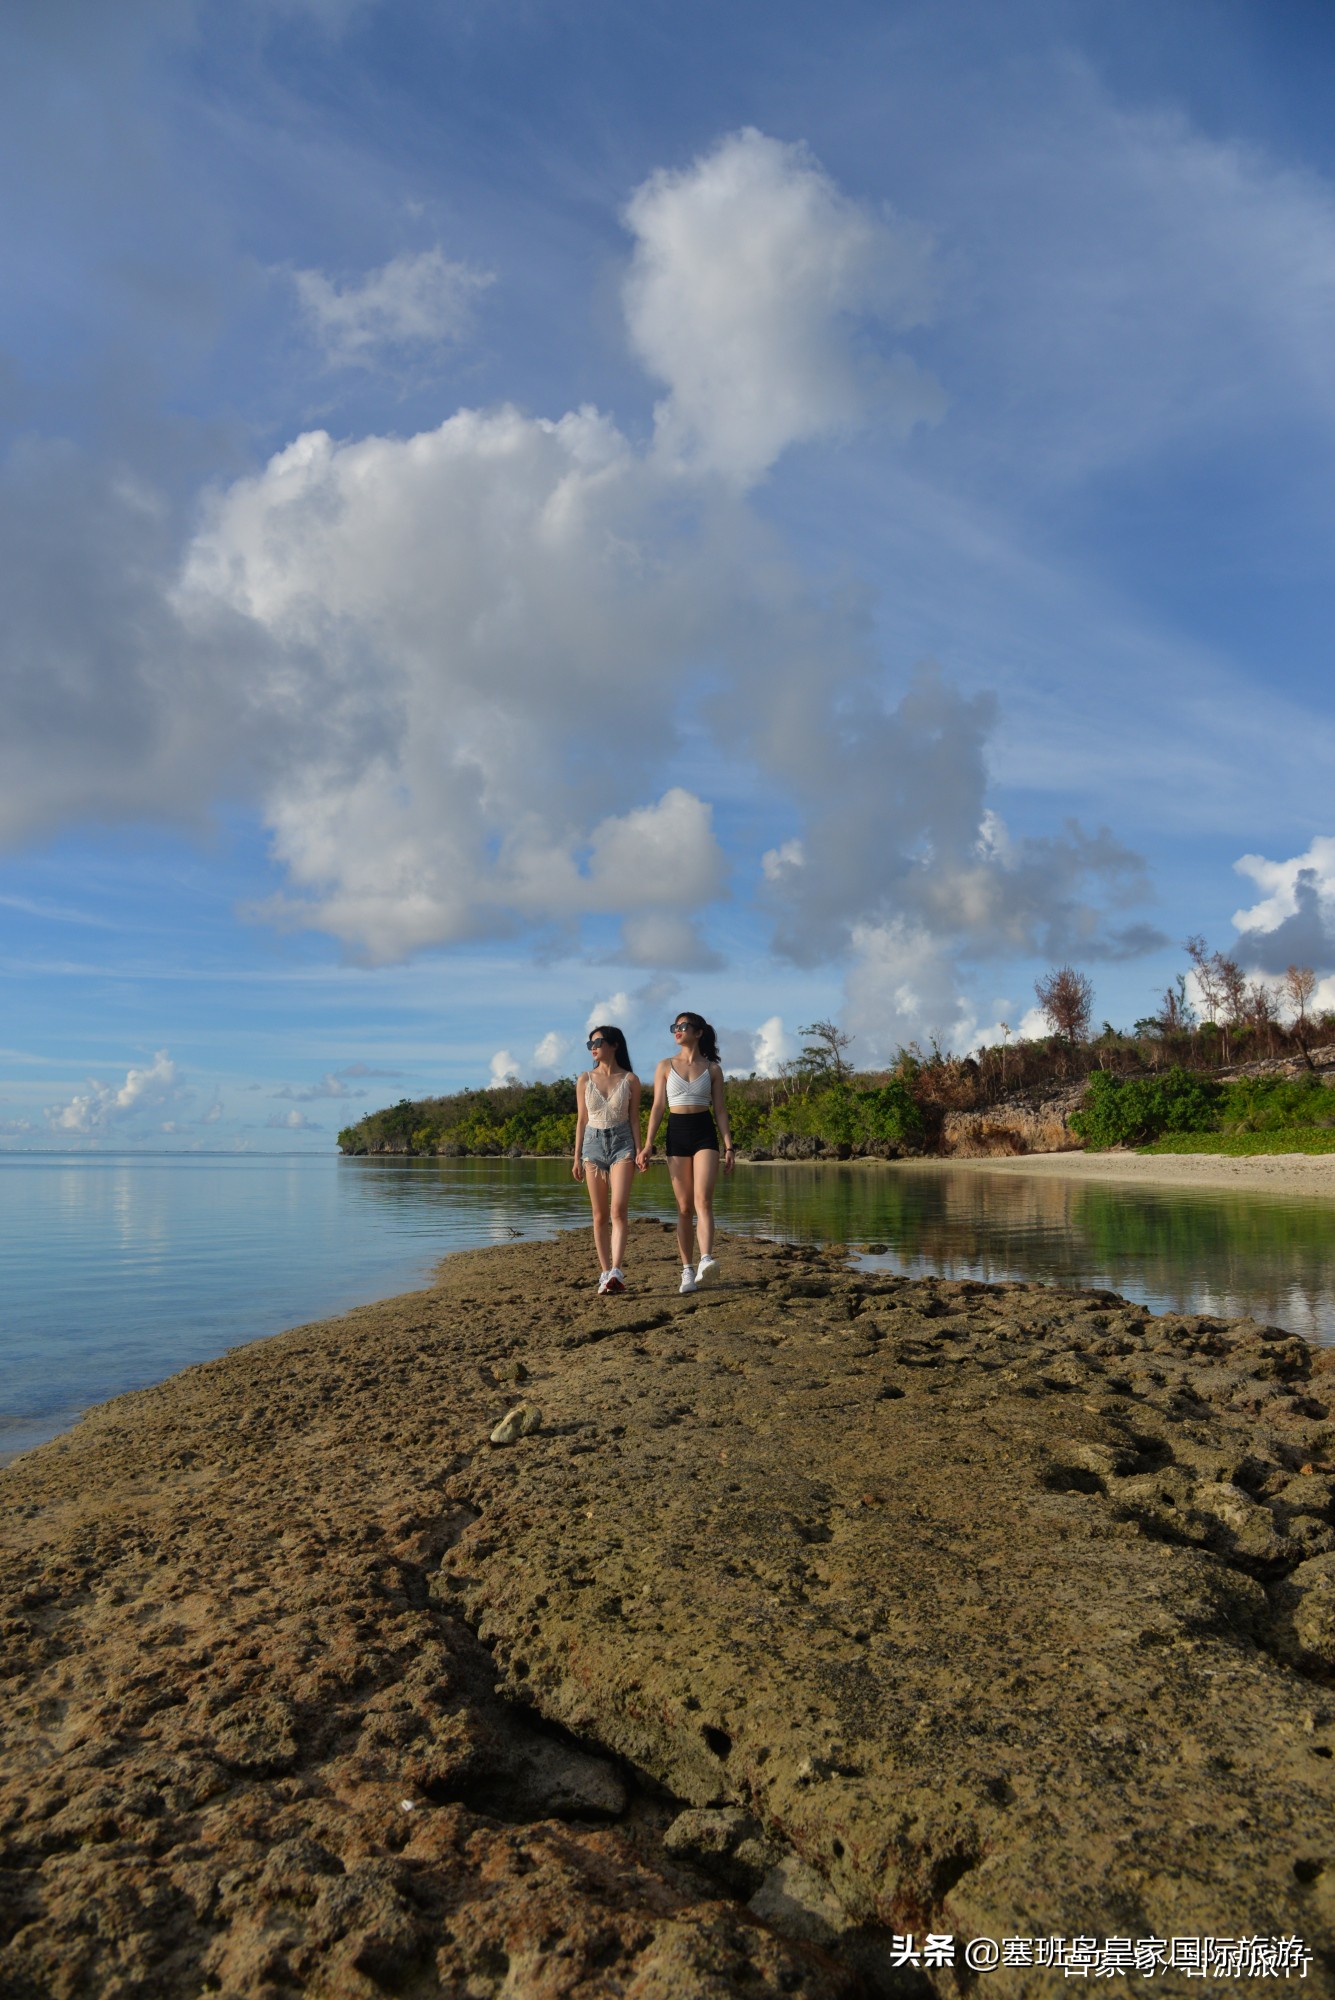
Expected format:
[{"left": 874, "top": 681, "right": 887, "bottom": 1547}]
[{"left": 897, "top": 1150, "right": 1335, "bottom": 1200}]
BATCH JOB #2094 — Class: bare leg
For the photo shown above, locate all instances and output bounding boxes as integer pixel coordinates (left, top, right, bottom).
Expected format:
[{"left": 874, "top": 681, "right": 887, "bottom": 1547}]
[
  {"left": 693, "top": 1149, "right": 720, "bottom": 1257},
  {"left": 667, "top": 1155, "right": 695, "bottom": 1265},
  {"left": 587, "top": 1168, "right": 612, "bottom": 1271},
  {"left": 609, "top": 1157, "right": 635, "bottom": 1270}
]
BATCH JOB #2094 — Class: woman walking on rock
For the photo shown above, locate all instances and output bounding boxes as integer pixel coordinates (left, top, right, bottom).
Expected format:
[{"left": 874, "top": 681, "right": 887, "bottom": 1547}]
[
  {"left": 639, "top": 1011, "right": 734, "bottom": 1293},
  {"left": 573, "top": 1025, "right": 643, "bottom": 1295}
]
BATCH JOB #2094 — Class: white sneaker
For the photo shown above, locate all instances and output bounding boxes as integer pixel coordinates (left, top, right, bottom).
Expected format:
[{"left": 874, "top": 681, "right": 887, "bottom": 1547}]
[
  {"left": 695, "top": 1255, "right": 719, "bottom": 1287},
  {"left": 604, "top": 1269, "right": 626, "bottom": 1294},
  {"left": 597, "top": 1270, "right": 612, "bottom": 1294},
  {"left": 679, "top": 1266, "right": 697, "bottom": 1294}
]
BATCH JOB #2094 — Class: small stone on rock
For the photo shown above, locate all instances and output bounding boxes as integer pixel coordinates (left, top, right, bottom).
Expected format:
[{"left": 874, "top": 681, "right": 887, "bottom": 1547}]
[{"left": 490, "top": 1402, "right": 542, "bottom": 1445}]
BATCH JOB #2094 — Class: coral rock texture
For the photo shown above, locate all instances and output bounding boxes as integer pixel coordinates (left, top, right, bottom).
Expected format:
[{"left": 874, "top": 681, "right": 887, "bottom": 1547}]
[{"left": 3, "top": 1224, "right": 1335, "bottom": 1997}]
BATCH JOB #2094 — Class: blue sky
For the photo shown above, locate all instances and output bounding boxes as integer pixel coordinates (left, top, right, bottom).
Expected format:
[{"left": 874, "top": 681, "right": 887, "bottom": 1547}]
[{"left": 5, "top": 0, "right": 1335, "bottom": 1148}]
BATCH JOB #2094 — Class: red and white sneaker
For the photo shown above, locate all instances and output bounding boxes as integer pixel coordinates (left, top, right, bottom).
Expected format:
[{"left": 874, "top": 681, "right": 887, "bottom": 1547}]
[{"left": 603, "top": 1269, "right": 626, "bottom": 1294}]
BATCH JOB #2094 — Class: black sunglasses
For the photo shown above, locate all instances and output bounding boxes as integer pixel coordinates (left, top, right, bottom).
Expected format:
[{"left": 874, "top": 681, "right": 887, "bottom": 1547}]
[
  {"left": 587, "top": 1035, "right": 607, "bottom": 1049},
  {"left": 669, "top": 1021, "right": 692, "bottom": 1034}
]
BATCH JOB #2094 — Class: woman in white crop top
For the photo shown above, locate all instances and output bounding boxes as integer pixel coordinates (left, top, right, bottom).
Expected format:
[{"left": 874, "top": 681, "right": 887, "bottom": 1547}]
[
  {"left": 639, "top": 1011, "right": 734, "bottom": 1294},
  {"left": 573, "top": 1024, "right": 643, "bottom": 1295}
]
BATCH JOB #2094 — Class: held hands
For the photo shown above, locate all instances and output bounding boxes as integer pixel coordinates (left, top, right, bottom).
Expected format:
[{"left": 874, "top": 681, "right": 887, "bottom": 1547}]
[{"left": 635, "top": 1146, "right": 651, "bottom": 1172}]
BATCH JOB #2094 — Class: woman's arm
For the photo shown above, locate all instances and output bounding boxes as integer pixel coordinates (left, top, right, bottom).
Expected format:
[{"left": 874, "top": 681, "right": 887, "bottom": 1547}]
[
  {"left": 573, "top": 1072, "right": 588, "bottom": 1180},
  {"left": 628, "top": 1074, "right": 644, "bottom": 1167},
  {"left": 710, "top": 1061, "right": 736, "bottom": 1172},
  {"left": 638, "top": 1060, "right": 668, "bottom": 1163}
]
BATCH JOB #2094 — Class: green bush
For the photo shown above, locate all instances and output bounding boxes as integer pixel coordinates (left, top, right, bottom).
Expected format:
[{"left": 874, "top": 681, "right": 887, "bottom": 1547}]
[
  {"left": 1072, "top": 1068, "right": 1221, "bottom": 1149},
  {"left": 849, "top": 1080, "right": 924, "bottom": 1146},
  {"left": 1217, "top": 1075, "right": 1335, "bottom": 1133},
  {"left": 521, "top": 1113, "right": 579, "bottom": 1154},
  {"left": 733, "top": 1079, "right": 924, "bottom": 1153}
]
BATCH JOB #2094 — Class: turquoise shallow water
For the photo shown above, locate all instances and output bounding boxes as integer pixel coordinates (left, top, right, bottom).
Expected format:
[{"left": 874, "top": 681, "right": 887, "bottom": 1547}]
[{"left": 3, "top": 1152, "right": 1334, "bottom": 1462}]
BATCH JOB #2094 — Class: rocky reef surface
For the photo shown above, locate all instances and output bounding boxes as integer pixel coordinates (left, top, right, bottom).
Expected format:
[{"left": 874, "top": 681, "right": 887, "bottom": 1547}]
[{"left": 4, "top": 1225, "right": 1335, "bottom": 1998}]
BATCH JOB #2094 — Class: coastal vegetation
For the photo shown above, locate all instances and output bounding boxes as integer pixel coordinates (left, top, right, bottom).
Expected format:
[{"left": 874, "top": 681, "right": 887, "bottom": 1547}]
[
  {"left": 1071, "top": 1069, "right": 1335, "bottom": 1151},
  {"left": 337, "top": 946, "right": 1335, "bottom": 1161}
]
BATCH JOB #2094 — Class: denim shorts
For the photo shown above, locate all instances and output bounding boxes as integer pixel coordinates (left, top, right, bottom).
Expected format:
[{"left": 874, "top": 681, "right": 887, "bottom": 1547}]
[{"left": 582, "top": 1123, "right": 636, "bottom": 1174}]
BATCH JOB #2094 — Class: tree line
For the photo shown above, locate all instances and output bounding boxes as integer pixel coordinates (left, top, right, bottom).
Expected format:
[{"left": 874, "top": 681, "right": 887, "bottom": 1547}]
[
  {"left": 1035, "top": 941, "right": 1323, "bottom": 1070},
  {"left": 338, "top": 945, "right": 1332, "bottom": 1160}
]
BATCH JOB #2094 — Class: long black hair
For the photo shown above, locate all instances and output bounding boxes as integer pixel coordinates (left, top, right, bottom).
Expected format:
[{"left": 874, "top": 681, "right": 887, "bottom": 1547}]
[
  {"left": 674, "top": 1011, "right": 719, "bottom": 1062},
  {"left": 587, "top": 1024, "right": 634, "bottom": 1074}
]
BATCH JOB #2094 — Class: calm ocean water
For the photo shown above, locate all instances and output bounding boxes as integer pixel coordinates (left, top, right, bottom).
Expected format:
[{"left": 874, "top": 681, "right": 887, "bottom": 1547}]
[{"left": 3, "top": 1152, "right": 1334, "bottom": 1463}]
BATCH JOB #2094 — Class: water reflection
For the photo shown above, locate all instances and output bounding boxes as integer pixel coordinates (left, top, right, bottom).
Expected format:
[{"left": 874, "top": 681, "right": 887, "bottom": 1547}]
[
  {"left": 346, "top": 1157, "right": 1335, "bottom": 1345},
  {"left": 5, "top": 1153, "right": 1335, "bottom": 1467}
]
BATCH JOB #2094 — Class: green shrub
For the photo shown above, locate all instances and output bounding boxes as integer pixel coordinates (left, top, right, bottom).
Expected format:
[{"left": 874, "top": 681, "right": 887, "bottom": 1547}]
[
  {"left": 1217, "top": 1075, "right": 1335, "bottom": 1133},
  {"left": 524, "top": 1113, "right": 579, "bottom": 1154},
  {"left": 1072, "top": 1067, "right": 1221, "bottom": 1149},
  {"left": 849, "top": 1080, "right": 924, "bottom": 1146}
]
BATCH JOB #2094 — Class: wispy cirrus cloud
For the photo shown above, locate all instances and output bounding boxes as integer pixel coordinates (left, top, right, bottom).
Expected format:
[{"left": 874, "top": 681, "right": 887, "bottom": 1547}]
[
  {"left": 273, "top": 1072, "right": 366, "bottom": 1102},
  {"left": 293, "top": 247, "right": 493, "bottom": 369}
]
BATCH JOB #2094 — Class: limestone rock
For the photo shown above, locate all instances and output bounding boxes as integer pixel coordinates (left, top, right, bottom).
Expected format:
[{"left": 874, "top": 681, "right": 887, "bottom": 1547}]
[
  {"left": 490, "top": 1401, "right": 541, "bottom": 1444},
  {"left": 664, "top": 1807, "right": 776, "bottom": 1894},
  {"left": 1272, "top": 1552, "right": 1335, "bottom": 1671},
  {"left": 5, "top": 1229, "right": 1335, "bottom": 1998},
  {"left": 748, "top": 1853, "right": 852, "bottom": 1947}
]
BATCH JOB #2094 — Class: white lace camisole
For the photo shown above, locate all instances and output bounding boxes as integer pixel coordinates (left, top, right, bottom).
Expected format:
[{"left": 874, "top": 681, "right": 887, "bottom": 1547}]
[
  {"left": 667, "top": 1063, "right": 713, "bottom": 1109},
  {"left": 584, "top": 1070, "right": 632, "bottom": 1128}
]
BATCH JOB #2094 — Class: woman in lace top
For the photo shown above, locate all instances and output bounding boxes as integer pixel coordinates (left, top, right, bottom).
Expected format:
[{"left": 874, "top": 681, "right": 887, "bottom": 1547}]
[{"left": 573, "top": 1024, "right": 643, "bottom": 1295}]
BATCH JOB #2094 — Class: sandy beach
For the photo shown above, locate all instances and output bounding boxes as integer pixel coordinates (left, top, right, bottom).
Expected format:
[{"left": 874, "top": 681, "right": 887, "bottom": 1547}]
[
  {"left": 905, "top": 1148, "right": 1335, "bottom": 1200},
  {"left": 4, "top": 1223, "right": 1335, "bottom": 1996}
]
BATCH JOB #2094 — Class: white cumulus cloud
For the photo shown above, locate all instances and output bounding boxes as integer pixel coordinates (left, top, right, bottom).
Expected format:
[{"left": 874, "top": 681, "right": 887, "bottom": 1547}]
[
  {"left": 1232, "top": 837, "right": 1335, "bottom": 971},
  {"left": 1, "top": 126, "right": 1163, "bottom": 1051},
  {"left": 180, "top": 409, "right": 733, "bottom": 964},
  {"left": 47, "top": 1049, "right": 181, "bottom": 1134},
  {"left": 624, "top": 128, "right": 942, "bottom": 484},
  {"left": 266, "top": 1108, "right": 323, "bottom": 1131},
  {"left": 585, "top": 992, "right": 632, "bottom": 1033},
  {"left": 532, "top": 1030, "right": 573, "bottom": 1074},
  {"left": 761, "top": 838, "right": 805, "bottom": 884},
  {"left": 752, "top": 1015, "right": 797, "bottom": 1078}
]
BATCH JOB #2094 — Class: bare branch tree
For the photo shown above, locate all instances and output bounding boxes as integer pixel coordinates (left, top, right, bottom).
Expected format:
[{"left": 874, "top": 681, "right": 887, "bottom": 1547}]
[
  {"left": 1283, "top": 965, "right": 1318, "bottom": 1071},
  {"left": 1218, "top": 954, "right": 1248, "bottom": 1030},
  {"left": 1184, "top": 935, "right": 1221, "bottom": 1029},
  {"left": 1245, "top": 979, "right": 1278, "bottom": 1057},
  {"left": 1034, "top": 966, "right": 1093, "bottom": 1045},
  {"left": 798, "top": 1020, "right": 854, "bottom": 1084},
  {"left": 1156, "top": 973, "right": 1195, "bottom": 1037},
  {"left": 1185, "top": 936, "right": 1247, "bottom": 1064}
]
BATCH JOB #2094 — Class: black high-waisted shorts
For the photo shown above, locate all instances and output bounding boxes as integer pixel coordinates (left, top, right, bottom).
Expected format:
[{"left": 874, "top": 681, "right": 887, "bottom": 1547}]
[{"left": 665, "top": 1110, "right": 719, "bottom": 1158}]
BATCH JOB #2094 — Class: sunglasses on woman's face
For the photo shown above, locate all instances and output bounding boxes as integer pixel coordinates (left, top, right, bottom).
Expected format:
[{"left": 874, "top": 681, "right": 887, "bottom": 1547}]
[
  {"left": 587, "top": 1036, "right": 606, "bottom": 1049},
  {"left": 670, "top": 1022, "right": 690, "bottom": 1035}
]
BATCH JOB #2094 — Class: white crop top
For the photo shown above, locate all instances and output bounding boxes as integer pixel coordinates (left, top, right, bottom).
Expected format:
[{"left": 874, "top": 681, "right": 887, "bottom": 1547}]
[
  {"left": 667, "top": 1063, "right": 713, "bottom": 1108},
  {"left": 584, "top": 1070, "right": 632, "bottom": 1128}
]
